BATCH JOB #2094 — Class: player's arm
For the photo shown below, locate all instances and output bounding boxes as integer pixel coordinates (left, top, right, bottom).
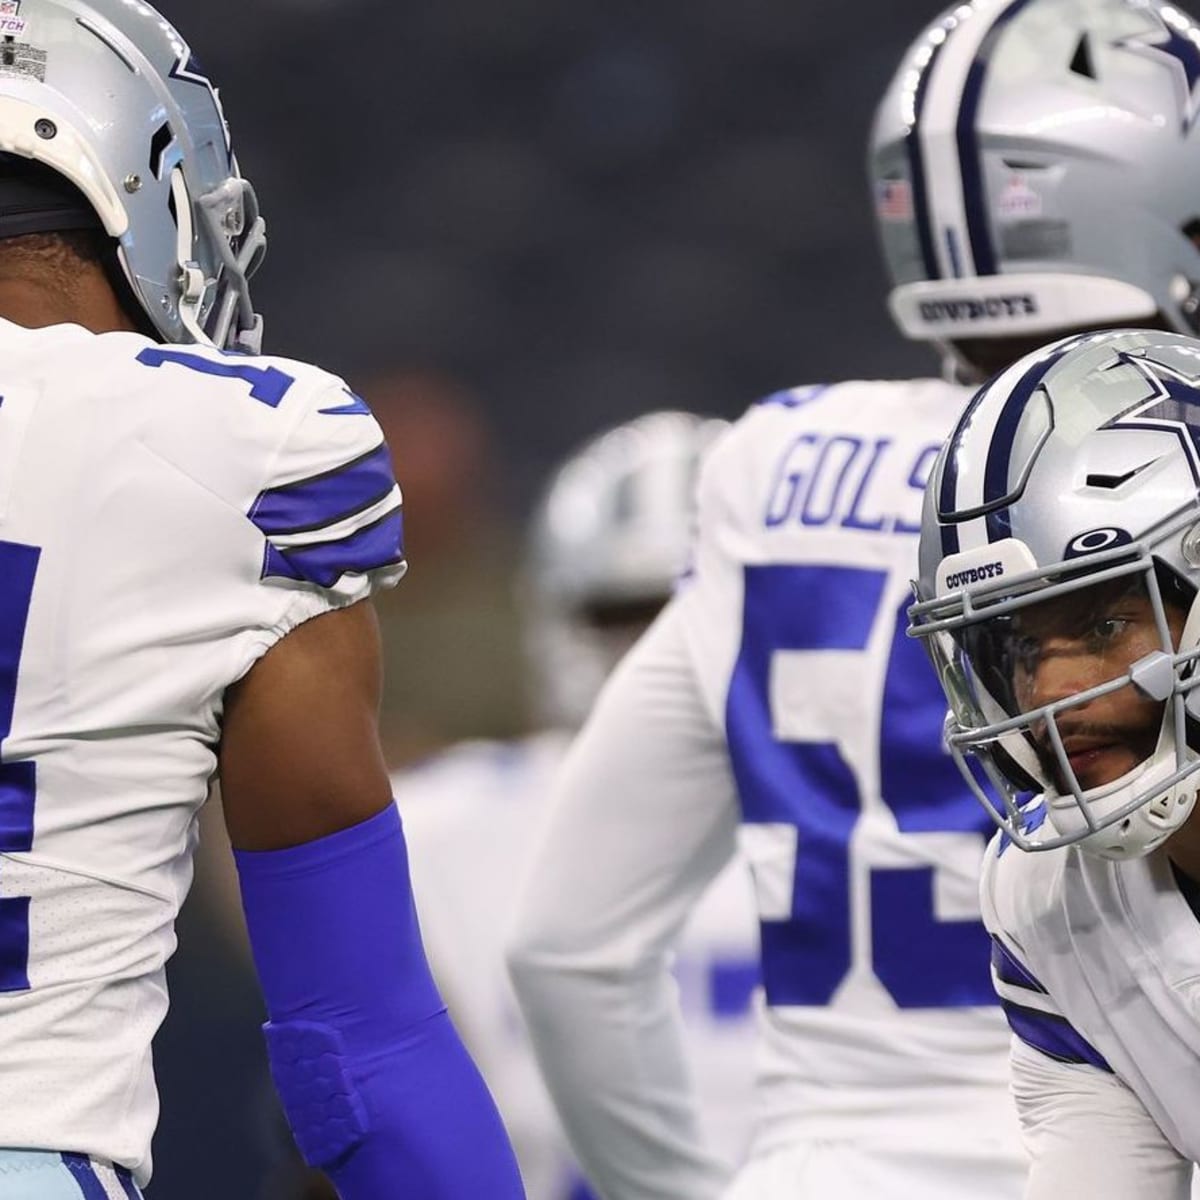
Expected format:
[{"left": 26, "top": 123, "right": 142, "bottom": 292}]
[
  {"left": 1010, "top": 1037, "right": 1191, "bottom": 1200},
  {"left": 506, "top": 600, "right": 740, "bottom": 1200},
  {"left": 220, "top": 599, "right": 525, "bottom": 1199}
]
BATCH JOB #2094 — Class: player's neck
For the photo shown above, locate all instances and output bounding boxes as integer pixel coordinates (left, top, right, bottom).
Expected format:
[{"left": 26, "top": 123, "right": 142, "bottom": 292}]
[
  {"left": 1166, "top": 809, "right": 1200, "bottom": 885},
  {"left": 0, "top": 272, "right": 140, "bottom": 336}
]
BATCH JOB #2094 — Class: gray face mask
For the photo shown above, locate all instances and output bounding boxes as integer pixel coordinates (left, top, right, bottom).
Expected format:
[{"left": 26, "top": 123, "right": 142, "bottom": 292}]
[{"left": 909, "top": 328, "right": 1200, "bottom": 860}]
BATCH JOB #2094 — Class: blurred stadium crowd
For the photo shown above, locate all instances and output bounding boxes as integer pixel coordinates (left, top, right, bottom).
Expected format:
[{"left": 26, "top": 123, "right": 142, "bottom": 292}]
[{"left": 146, "top": 1, "right": 947, "bottom": 1196}]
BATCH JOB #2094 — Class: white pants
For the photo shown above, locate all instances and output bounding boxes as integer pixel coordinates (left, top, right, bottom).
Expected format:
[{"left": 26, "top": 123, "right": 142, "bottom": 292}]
[
  {"left": 0, "top": 1150, "right": 142, "bottom": 1199},
  {"left": 722, "top": 1138, "right": 1027, "bottom": 1200}
]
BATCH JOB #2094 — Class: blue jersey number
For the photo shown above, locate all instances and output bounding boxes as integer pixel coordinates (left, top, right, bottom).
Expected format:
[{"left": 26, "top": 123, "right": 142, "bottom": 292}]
[
  {"left": 0, "top": 539, "right": 39, "bottom": 992},
  {"left": 136, "top": 347, "right": 295, "bottom": 408},
  {"left": 727, "top": 563, "right": 994, "bottom": 1009}
]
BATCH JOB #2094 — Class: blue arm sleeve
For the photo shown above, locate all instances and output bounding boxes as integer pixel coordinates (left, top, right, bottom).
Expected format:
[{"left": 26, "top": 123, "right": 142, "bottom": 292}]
[{"left": 234, "top": 803, "right": 526, "bottom": 1199}]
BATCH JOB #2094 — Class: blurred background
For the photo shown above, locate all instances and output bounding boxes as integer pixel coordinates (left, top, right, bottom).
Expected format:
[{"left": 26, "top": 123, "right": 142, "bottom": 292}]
[{"left": 144, "top": 1, "right": 949, "bottom": 1195}]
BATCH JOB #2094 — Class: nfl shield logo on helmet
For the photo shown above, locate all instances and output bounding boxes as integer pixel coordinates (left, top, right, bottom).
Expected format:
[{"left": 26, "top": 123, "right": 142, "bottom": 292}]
[{"left": 0, "top": 0, "right": 25, "bottom": 34}]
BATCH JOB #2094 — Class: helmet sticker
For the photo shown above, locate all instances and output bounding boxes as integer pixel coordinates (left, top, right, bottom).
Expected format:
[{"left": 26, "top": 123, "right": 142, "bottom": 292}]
[
  {"left": 0, "top": 38, "right": 45, "bottom": 81},
  {"left": 875, "top": 178, "right": 913, "bottom": 223},
  {"left": 1065, "top": 527, "right": 1134, "bottom": 558},
  {"left": 0, "top": 0, "right": 24, "bottom": 37},
  {"left": 997, "top": 174, "right": 1043, "bottom": 221},
  {"left": 1102, "top": 350, "right": 1200, "bottom": 471},
  {"left": 1114, "top": 3, "right": 1200, "bottom": 134}
]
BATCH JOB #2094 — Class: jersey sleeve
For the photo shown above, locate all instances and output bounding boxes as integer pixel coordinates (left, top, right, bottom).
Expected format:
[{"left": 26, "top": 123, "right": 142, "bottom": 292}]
[
  {"left": 506, "top": 602, "right": 741, "bottom": 1200},
  {"left": 245, "top": 381, "right": 406, "bottom": 638},
  {"left": 982, "top": 837, "right": 1114, "bottom": 1073},
  {"left": 1011, "top": 1037, "right": 1192, "bottom": 1200}
]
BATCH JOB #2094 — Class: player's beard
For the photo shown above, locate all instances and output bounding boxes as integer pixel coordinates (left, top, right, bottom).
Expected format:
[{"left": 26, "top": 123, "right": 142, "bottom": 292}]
[{"left": 1031, "top": 707, "right": 1164, "bottom": 793}]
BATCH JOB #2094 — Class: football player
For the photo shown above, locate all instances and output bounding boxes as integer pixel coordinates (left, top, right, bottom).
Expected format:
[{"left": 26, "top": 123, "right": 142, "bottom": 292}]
[
  {"left": 394, "top": 412, "right": 760, "bottom": 1200},
  {"left": 908, "top": 327, "right": 1200, "bottom": 1200},
  {"left": 0, "top": 1, "right": 523, "bottom": 1197},
  {"left": 506, "top": 0, "right": 1200, "bottom": 1196}
]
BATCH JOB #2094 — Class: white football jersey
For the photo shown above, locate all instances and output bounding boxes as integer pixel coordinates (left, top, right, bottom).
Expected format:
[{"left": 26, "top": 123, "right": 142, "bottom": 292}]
[
  {"left": 675, "top": 381, "right": 1022, "bottom": 1157},
  {"left": 395, "top": 733, "right": 760, "bottom": 1200},
  {"left": 509, "top": 379, "right": 1029, "bottom": 1199},
  {"left": 0, "top": 317, "right": 404, "bottom": 1184},
  {"left": 983, "top": 821, "right": 1200, "bottom": 1166}
]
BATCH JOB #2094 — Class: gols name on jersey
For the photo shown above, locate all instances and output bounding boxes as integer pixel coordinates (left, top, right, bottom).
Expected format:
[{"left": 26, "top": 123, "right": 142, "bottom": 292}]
[{"left": 763, "top": 431, "right": 939, "bottom": 535}]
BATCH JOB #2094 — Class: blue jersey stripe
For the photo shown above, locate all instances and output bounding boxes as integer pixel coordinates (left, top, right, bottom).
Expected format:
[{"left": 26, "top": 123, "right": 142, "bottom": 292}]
[
  {"left": 990, "top": 935, "right": 1047, "bottom": 994},
  {"left": 263, "top": 506, "right": 404, "bottom": 587},
  {"left": 60, "top": 1154, "right": 109, "bottom": 1199},
  {"left": 250, "top": 443, "right": 395, "bottom": 536},
  {"left": 116, "top": 1167, "right": 142, "bottom": 1200},
  {"left": 1001, "top": 998, "right": 1112, "bottom": 1071}
]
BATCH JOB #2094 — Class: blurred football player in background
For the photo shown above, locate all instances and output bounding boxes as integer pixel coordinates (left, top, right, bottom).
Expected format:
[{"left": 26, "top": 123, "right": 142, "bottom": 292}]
[
  {"left": 909, "top": 327, "right": 1200, "bottom": 1199},
  {"left": 0, "top": 1, "right": 522, "bottom": 1197},
  {"left": 392, "top": 411, "right": 760, "bottom": 1200},
  {"left": 507, "top": 0, "right": 1200, "bottom": 1196}
]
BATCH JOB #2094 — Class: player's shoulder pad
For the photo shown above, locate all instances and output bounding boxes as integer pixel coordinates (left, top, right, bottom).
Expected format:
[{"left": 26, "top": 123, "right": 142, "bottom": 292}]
[{"left": 981, "top": 810, "right": 1066, "bottom": 940}]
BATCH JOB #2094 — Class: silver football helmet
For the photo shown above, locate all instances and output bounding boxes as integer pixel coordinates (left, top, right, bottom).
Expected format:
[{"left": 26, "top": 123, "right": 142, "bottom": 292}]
[
  {"left": 871, "top": 0, "right": 1200, "bottom": 360},
  {"left": 0, "top": 0, "right": 265, "bottom": 350},
  {"left": 524, "top": 410, "right": 727, "bottom": 729},
  {"left": 909, "top": 328, "right": 1200, "bottom": 858}
]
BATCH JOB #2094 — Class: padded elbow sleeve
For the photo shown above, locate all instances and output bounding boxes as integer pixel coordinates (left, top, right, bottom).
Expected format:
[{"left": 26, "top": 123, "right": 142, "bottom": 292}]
[{"left": 235, "top": 804, "right": 525, "bottom": 1198}]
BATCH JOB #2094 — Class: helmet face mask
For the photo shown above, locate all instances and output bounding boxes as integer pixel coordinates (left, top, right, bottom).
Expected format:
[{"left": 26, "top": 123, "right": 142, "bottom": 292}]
[
  {"left": 0, "top": 1, "right": 265, "bottom": 350},
  {"left": 909, "top": 328, "right": 1200, "bottom": 857},
  {"left": 870, "top": 0, "right": 1200, "bottom": 368},
  {"left": 915, "top": 535, "right": 1200, "bottom": 856}
]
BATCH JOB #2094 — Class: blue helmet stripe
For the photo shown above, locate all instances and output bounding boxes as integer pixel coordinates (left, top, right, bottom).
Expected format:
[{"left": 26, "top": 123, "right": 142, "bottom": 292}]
[
  {"left": 982, "top": 337, "right": 1091, "bottom": 541},
  {"left": 938, "top": 375, "right": 1001, "bottom": 519},
  {"left": 904, "top": 28, "right": 952, "bottom": 282},
  {"left": 955, "top": 0, "right": 1037, "bottom": 277}
]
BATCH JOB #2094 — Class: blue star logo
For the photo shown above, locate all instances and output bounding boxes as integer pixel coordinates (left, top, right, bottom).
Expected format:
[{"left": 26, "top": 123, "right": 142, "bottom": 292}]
[
  {"left": 1102, "top": 349, "right": 1200, "bottom": 472},
  {"left": 1114, "top": 3, "right": 1200, "bottom": 133}
]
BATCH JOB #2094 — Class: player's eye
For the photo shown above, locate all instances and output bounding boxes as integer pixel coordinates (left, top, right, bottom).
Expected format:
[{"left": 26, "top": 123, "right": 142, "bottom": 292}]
[
  {"left": 1010, "top": 633, "right": 1041, "bottom": 670},
  {"left": 1086, "top": 616, "right": 1128, "bottom": 647}
]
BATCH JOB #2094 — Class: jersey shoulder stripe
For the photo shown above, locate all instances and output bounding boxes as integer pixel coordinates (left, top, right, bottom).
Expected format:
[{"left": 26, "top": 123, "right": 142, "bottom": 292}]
[
  {"left": 249, "top": 443, "right": 396, "bottom": 537},
  {"left": 990, "top": 935, "right": 1111, "bottom": 1071},
  {"left": 262, "top": 504, "right": 404, "bottom": 587}
]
